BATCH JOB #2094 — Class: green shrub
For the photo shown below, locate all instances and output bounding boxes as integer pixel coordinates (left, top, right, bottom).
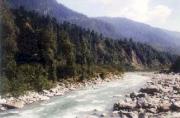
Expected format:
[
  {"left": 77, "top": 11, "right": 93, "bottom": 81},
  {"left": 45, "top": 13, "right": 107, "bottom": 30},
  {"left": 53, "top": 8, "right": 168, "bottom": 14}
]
[
  {"left": 1, "top": 64, "right": 53, "bottom": 97},
  {"left": 57, "top": 65, "right": 76, "bottom": 79},
  {"left": 16, "top": 64, "right": 53, "bottom": 92},
  {"left": 0, "top": 76, "right": 28, "bottom": 97},
  {"left": 0, "top": 77, "right": 11, "bottom": 97}
]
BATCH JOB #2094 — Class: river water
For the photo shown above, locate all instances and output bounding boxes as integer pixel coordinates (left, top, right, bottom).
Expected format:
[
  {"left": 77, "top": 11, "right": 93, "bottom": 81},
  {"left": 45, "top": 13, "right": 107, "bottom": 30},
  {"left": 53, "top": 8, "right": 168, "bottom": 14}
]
[{"left": 0, "top": 72, "right": 151, "bottom": 118}]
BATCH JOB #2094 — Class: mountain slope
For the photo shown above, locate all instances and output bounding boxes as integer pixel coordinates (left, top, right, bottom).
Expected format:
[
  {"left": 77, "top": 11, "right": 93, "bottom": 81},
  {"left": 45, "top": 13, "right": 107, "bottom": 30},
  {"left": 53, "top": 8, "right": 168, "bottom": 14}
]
[
  {"left": 7, "top": 0, "right": 86, "bottom": 20},
  {"left": 6, "top": 0, "right": 120, "bottom": 38},
  {"left": 6, "top": 0, "right": 180, "bottom": 55},
  {"left": 97, "top": 17, "right": 180, "bottom": 54}
]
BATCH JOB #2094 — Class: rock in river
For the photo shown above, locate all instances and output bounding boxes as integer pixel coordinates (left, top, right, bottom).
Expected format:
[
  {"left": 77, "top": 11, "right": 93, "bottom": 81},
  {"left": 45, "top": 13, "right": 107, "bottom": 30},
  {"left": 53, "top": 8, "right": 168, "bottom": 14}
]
[
  {"left": 2, "top": 101, "right": 24, "bottom": 109},
  {"left": 140, "top": 85, "right": 160, "bottom": 95}
]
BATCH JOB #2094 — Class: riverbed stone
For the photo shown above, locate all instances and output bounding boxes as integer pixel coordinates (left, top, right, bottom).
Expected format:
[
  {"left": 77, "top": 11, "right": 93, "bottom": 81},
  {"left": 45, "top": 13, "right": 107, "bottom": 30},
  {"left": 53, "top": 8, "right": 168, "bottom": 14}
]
[
  {"left": 171, "top": 101, "right": 180, "bottom": 111},
  {"left": 113, "top": 73, "right": 180, "bottom": 117},
  {"left": 158, "top": 100, "right": 171, "bottom": 112},
  {"left": 130, "top": 92, "right": 146, "bottom": 98},
  {"left": 0, "top": 98, "right": 6, "bottom": 104},
  {"left": 100, "top": 113, "right": 106, "bottom": 117},
  {"left": 119, "top": 111, "right": 138, "bottom": 118},
  {"left": 111, "top": 111, "right": 119, "bottom": 117},
  {"left": 114, "top": 100, "right": 136, "bottom": 111},
  {"left": 138, "top": 112, "right": 148, "bottom": 118},
  {"left": 140, "top": 85, "right": 160, "bottom": 95},
  {"left": 2, "top": 101, "right": 24, "bottom": 109},
  {"left": 146, "top": 108, "right": 157, "bottom": 114},
  {"left": 0, "top": 106, "right": 6, "bottom": 111}
]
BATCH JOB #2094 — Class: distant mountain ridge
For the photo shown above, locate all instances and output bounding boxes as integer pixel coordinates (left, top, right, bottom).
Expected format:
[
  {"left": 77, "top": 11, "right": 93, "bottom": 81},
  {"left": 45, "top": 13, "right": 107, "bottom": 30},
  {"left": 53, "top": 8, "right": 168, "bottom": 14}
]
[
  {"left": 6, "top": 0, "right": 121, "bottom": 39},
  {"left": 6, "top": 0, "right": 180, "bottom": 55},
  {"left": 7, "top": 0, "right": 86, "bottom": 20},
  {"left": 97, "top": 17, "right": 180, "bottom": 53}
]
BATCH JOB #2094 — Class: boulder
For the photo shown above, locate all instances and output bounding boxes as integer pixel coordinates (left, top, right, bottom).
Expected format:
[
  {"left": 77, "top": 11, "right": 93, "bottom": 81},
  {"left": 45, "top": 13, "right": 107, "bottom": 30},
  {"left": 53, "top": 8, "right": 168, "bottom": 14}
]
[
  {"left": 146, "top": 97, "right": 161, "bottom": 109},
  {"left": 119, "top": 111, "right": 138, "bottom": 118},
  {"left": 0, "top": 98, "right": 6, "bottom": 104},
  {"left": 111, "top": 111, "right": 119, "bottom": 117},
  {"left": 138, "top": 112, "right": 148, "bottom": 118},
  {"left": 147, "top": 80, "right": 153, "bottom": 84},
  {"left": 114, "top": 101, "right": 136, "bottom": 111},
  {"left": 0, "top": 106, "right": 6, "bottom": 111},
  {"left": 50, "top": 88, "right": 58, "bottom": 93},
  {"left": 173, "top": 86, "right": 180, "bottom": 93},
  {"left": 125, "top": 98, "right": 133, "bottom": 102},
  {"left": 140, "top": 85, "right": 159, "bottom": 95},
  {"left": 160, "top": 87, "right": 172, "bottom": 93},
  {"left": 158, "top": 100, "right": 171, "bottom": 112},
  {"left": 100, "top": 113, "right": 106, "bottom": 117},
  {"left": 2, "top": 101, "right": 24, "bottom": 109},
  {"left": 136, "top": 98, "right": 149, "bottom": 109},
  {"left": 171, "top": 101, "right": 180, "bottom": 111},
  {"left": 130, "top": 92, "right": 146, "bottom": 98},
  {"left": 39, "top": 96, "right": 50, "bottom": 101},
  {"left": 146, "top": 108, "right": 157, "bottom": 114}
]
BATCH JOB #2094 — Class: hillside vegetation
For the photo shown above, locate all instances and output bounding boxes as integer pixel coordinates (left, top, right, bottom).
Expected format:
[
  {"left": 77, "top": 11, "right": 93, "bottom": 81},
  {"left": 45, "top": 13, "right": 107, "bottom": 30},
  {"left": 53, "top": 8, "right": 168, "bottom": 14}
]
[
  {"left": 171, "top": 57, "right": 180, "bottom": 73},
  {"left": 7, "top": 0, "right": 180, "bottom": 55},
  {"left": 0, "top": 6, "right": 176, "bottom": 96}
]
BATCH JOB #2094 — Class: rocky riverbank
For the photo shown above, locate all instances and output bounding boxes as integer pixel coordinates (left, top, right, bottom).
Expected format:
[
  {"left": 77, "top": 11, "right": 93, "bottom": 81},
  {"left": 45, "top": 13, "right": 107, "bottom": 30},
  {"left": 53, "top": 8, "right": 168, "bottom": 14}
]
[
  {"left": 113, "top": 73, "right": 180, "bottom": 118},
  {"left": 0, "top": 74, "right": 122, "bottom": 111}
]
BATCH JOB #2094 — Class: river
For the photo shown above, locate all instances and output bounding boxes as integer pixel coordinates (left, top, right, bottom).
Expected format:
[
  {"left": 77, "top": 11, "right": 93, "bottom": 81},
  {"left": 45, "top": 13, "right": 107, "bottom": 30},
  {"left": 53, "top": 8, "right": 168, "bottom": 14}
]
[{"left": 0, "top": 72, "right": 151, "bottom": 118}]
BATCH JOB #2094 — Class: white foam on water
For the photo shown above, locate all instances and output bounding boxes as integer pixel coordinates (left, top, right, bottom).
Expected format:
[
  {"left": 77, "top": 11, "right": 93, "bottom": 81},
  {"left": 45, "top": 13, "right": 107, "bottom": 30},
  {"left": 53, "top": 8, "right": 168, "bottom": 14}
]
[
  {"left": 79, "top": 104, "right": 105, "bottom": 112},
  {"left": 75, "top": 89, "right": 92, "bottom": 96},
  {"left": 5, "top": 110, "right": 39, "bottom": 118},
  {"left": 41, "top": 101, "right": 59, "bottom": 106},
  {"left": 6, "top": 110, "right": 19, "bottom": 114},
  {"left": 91, "top": 100, "right": 105, "bottom": 104},
  {"left": 75, "top": 98, "right": 87, "bottom": 102},
  {"left": 112, "top": 94, "right": 122, "bottom": 98},
  {"left": 66, "top": 94, "right": 77, "bottom": 98},
  {"left": 77, "top": 114, "right": 98, "bottom": 118}
]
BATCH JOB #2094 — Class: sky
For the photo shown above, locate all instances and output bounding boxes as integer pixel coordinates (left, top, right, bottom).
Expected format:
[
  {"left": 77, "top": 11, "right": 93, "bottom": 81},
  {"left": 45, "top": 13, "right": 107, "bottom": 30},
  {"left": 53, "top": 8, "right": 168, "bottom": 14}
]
[{"left": 57, "top": 0, "right": 180, "bottom": 32}]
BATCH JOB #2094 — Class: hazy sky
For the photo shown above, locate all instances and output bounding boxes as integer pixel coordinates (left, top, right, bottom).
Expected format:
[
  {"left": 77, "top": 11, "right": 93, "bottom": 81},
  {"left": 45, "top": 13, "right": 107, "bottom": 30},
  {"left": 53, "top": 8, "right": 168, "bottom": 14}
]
[{"left": 57, "top": 0, "right": 180, "bottom": 32}]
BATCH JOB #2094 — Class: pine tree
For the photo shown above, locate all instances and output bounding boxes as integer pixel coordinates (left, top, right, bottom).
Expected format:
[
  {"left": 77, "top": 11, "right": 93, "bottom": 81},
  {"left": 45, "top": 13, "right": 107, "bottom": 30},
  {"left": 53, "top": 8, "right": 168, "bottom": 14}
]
[
  {"left": 39, "top": 24, "right": 57, "bottom": 81},
  {"left": 0, "top": 1, "right": 18, "bottom": 78},
  {"left": 59, "top": 30, "right": 76, "bottom": 77}
]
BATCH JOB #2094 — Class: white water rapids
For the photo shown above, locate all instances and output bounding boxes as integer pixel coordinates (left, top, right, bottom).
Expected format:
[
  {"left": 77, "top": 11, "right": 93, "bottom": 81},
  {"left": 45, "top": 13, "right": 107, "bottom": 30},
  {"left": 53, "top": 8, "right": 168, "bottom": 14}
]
[{"left": 0, "top": 72, "right": 151, "bottom": 118}]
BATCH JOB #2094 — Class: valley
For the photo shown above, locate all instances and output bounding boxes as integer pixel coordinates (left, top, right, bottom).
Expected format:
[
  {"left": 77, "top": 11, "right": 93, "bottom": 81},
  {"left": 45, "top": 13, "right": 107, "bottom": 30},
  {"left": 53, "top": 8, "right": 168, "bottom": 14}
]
[{"left": 0, "top": 0, "right": 180, "bottom": 118}]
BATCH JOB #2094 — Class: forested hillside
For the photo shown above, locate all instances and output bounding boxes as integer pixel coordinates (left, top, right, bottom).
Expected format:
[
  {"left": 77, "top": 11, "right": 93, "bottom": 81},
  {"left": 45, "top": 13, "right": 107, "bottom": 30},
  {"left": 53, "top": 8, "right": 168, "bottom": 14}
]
[
  {"left": 7, "top": 0, "right": 180, "bottom": 55},
  {"left": 171, "top": 57, "right": 180, "bottom": 73},
  {"left": 0, "top": 6, "right": 176, "bottom": 96}
]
